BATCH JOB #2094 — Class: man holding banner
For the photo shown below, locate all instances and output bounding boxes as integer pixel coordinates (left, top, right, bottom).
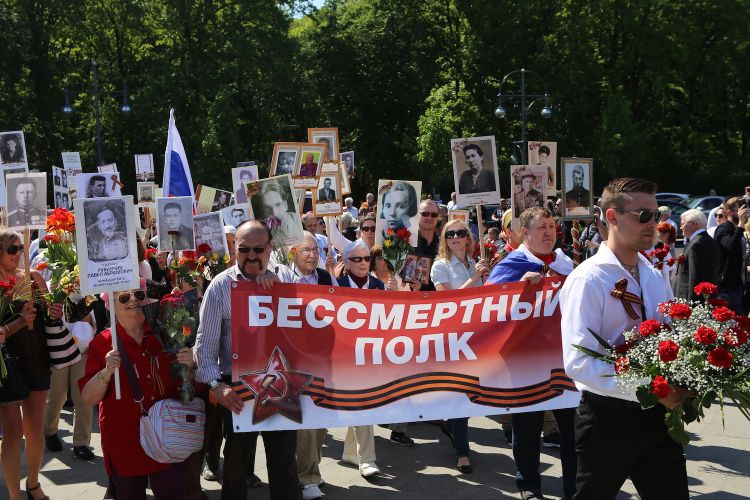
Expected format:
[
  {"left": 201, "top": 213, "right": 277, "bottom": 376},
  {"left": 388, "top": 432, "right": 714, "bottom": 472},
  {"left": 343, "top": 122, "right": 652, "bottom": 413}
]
[{"left": 194, "top": 220, "right": 301, "bottom": 500}]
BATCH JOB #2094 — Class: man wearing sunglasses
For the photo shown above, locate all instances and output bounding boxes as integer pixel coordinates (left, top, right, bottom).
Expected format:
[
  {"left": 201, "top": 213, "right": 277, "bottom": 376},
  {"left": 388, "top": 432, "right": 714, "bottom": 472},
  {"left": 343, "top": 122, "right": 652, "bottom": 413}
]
[
  {"left": 560, "top": 178, "right": 690, "bottom": 499},
  {"left": 416, "top": 200, "right": 441, "bottom": 291},
  {"left": 194, "top": 220, "right": 301, "bottom": 500}
]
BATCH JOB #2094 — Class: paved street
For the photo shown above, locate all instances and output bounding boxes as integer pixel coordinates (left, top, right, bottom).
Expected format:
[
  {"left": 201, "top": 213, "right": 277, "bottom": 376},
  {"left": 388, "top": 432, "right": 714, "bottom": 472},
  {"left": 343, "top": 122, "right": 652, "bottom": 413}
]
[{"left": 2, "top": 401, "right": 749, "bottom": 499}]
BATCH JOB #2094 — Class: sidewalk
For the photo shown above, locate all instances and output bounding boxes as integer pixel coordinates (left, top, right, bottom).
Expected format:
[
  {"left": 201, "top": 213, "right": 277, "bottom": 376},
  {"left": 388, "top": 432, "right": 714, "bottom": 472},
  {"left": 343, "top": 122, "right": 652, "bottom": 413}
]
[{"left": 2, "top": 401, "right": 748, "bottom": 499}]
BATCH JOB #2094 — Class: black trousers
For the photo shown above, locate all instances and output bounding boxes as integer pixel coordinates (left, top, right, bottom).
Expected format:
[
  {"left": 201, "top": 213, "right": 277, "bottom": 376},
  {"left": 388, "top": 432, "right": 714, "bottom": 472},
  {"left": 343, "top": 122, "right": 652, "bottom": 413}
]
[
  {"left": 573, "top": 392, "right": 688, "bottom": 500},
  {"left": 219, "top": 405, "right": 301, "bottom": 500}
]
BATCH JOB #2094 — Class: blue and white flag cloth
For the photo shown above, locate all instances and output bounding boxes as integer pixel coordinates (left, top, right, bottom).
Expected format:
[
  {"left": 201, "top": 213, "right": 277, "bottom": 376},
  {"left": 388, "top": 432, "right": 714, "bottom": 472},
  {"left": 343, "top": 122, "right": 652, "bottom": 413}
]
[
  {"left": 487, "top": 244, "right": 573, "bottom": 284},
  {"left": 163, "top": 109, "right": 195, "bottom": 201}
]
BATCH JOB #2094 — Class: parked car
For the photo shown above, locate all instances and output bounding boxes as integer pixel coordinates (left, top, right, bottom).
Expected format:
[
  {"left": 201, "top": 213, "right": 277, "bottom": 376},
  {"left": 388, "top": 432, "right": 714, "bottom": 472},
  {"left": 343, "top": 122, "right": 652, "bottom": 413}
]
[
  {"left": 656, "top": 192, "right": 690, "bottom": 203},
  {"left": 681, "top": 196, "right": 724, "bottom": 216}
]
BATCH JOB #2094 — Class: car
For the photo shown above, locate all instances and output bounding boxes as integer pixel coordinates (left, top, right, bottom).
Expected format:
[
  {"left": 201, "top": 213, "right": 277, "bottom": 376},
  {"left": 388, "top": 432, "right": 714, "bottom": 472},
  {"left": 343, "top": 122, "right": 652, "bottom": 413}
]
[
  {"left": 680, "top": 196, "right": 724, "bottom": 216},
  {"left": 656, "top": 192, "right": 690, "bottom": 203}
]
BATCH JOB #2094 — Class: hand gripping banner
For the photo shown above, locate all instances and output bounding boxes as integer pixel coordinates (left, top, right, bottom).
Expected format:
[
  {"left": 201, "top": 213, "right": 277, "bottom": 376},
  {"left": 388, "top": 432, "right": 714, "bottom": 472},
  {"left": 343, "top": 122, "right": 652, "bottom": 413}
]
[{"left": 230, "top": 278, "right": 579, "bottom": 432}]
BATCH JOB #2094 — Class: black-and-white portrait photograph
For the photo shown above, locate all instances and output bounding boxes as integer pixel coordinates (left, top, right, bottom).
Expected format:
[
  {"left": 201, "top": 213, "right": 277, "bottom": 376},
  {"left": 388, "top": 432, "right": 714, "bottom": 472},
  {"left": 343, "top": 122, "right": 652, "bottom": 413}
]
[
  {"left": 309, "top": 127, "right": 339, "bottom": 164},
  {"left": 212, "top": 189, "right": 232, "bottom": 212},
  {"left": 156, "top": 196, "right": 195, "bottom": 251},
  {"left": 510, "top": 165, "right": 547, "bottom": 224},
  {"left": 77, "top": 172, "right": 122, "bottom": 199},
  {"left": 135, "top": 154, "right": 155, "bottom": 181},
  {"left": 61, "top": 151, "right": 82, "bottom": 173},
  {"left": 313, "top": 174, "right": 342, "bottom": 217},
  {"left": 340, "top": 151, "right": 355, "bottom": 177},
  {"left": 0, "top": 131, "right": 28, "bottom": 169},
  {"left": 450, "top": 136, "right": 500, "bottom": 207},
  {"left": 74, "top": 196, "right": 140, "bottom": 296},
  {"left": 193, "top": 212, "right": 228, "bottom": 256},
  {"left": 98, "top": 163, "right": 118, "bottom": 173},
  {"left": 271, "top": 143, "right": 298, "bottom": 177},
  {"left": 339, "top": 163, "right": 351, "bottom": 196},
  {"left": 374, "top": 179, "right": 421, "bottom": 247},
  {"left": 137, "top": 182, "right": 156, "bottom": 206},
  {"left": 221, "top": 204, "right": 249, "bottom": 228},
  {"left": 561, "top": 158, "right": 594, "bottom": 219},
  {"left": 5, "top": 172, "right": 46, "bottom": 230},
  {"left": 247, "top": 174, "right": 304, "bottom": 247},
  {"left": 232, "top": 164, "right": 258, "bottom": 204},
  {"left": 53, "top": 167, "right": 68, "bottom": 209},
  {"left": 528, "top": 141, "right": 558, "bottom": 197}
]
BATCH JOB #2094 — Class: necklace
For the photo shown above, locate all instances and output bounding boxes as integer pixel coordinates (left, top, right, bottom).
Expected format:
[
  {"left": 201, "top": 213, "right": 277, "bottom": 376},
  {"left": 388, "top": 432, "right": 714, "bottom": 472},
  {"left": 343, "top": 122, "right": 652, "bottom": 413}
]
[{"left": 622, "top": 263, "right": 639, "bottom": 281}]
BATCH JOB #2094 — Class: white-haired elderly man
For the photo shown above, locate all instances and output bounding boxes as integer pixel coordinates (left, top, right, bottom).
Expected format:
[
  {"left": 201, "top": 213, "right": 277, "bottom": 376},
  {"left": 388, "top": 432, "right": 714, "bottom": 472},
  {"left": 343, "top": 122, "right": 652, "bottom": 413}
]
[
  {"left": 658, "top": 206, "right": 677, "bottom": 230},
  {"left": 675, "top": 208, "right": 720, "bottom": 301},
  {"left": 344, "top": 197, "right": 358, "bottom": 219}
]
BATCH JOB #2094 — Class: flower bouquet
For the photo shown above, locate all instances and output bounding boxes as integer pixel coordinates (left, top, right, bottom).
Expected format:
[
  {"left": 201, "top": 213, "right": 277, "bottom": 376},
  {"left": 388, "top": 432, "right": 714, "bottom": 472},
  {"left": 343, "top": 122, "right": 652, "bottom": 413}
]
[
  {"left": 643, "top": 244, "right": 675, "bottom": 270},
  {"left": 382, "top": 228, "right": 413, "bottom": 277},
  {"left": 158, "top": 290, "right": 197, "bottom": 403},
  {"left": 0, "top": 275, "right": 32, "bottom": 387},
  {"left": 473, "top": 241, "right": 497, "bottom": 262},
  {"left": 196, "top": 243, "right": 230, "bottom": 281},
  {"left": 574, "top": 282, "right": 750, "bottom": 444},
  {"left": 169, "top": 251, "right": 204, "bottom": 289}
]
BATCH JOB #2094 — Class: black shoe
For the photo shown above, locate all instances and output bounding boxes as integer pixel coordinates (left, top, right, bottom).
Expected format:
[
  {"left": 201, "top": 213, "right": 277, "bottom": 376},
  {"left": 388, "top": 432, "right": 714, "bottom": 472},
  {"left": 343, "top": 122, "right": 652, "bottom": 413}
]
[
  {"left": 247, "top": 473, "right": 263, "bottom": 488},
  {"left": 542, "top": 432, "right": 561, "bottom": 448},
  {"left": 25, "top": 481, "right": 49, "bottom": 500},
  {"left": 103, "top": 475, "right": 116, "bottom": 499},
  {"left": 504, "top": 429, "right": 513, "bottom": 446},
  {"left": 73, "top": 445, "right": 95, "bottom": 460},
  {"left": 520, "top": 490, "right": 546, "bottom": 499},
  {"left": 45, "top": 433, "right": 62, "bottom": 452},
  {"left": 457, "top": 460, "right": 473, "bottom": 474},
  {"left": 390, "top": 431, "right": 415, "bottom": 447}
]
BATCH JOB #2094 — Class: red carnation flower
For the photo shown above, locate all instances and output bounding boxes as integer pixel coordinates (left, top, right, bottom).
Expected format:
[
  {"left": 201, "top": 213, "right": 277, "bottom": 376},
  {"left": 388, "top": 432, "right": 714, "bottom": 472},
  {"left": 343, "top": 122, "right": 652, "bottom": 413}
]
[
  {"left": 657, "top": 300, "right": 675, "bottom": 315},
  {"left": 708, "top": 298, "right": 729, "bottom": 309},
  {"left": 650, "top": 375, "right": 672, "bottom": 398},
  {"left": 651, "top": 246, "right": 669, "bottom": 261},
  {"left": 639, "top": 320, "right": 663, "bottom": 337},
  {"left": 707, "top": 346, "right": 733, "bottom": 369},
  {"left": 678, "top": 254, "right": 684, "bottom": 265},
  {"left": 614, "top": 357, "right": 630, "bottom": 374},
  {"left": 712, "top": 306, "right": 736, "bottom": 322},
  {"left": 614, "top": 341, "right": 632, "bottom": 354},
  {"left": 724, "top": 328, "right": 749, "bottom": 347},
  {"left": 658, "top": 340, "right": 680, "bottom": 362},
  {"left": 693, "top": 282, "right": 718, "bottom": 297},
  {"left": 693, "top": 326, "right": 718, "bottom": 345},
  {"left": 667, "top": 257, "right": 675, "bottom": 267},
  {"left": 197, "top": 243, "right": 212, "bottom": 255},
  {"left": 668, "top": 303, "right": 692, "bottom": 320}
]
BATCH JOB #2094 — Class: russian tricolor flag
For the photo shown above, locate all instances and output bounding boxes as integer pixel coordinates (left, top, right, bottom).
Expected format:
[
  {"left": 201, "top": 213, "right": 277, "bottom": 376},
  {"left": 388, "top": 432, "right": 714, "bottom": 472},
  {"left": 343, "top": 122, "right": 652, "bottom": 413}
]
[{"left": 163, "top": 109, "right": 195, "bottom": 201}]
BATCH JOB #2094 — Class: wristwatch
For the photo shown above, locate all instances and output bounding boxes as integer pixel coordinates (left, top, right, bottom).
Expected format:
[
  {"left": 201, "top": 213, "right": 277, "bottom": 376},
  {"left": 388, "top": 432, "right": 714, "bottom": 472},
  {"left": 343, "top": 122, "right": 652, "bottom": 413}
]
[{"left": 208, "top": 379, "right": 223, "bottom": 391}]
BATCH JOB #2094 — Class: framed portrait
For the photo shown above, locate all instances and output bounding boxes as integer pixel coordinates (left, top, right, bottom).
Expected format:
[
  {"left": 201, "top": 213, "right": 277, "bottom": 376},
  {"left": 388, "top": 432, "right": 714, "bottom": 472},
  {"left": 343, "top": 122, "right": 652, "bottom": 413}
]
[
  {"left": 509, "top": 165, "right": 548, "bottom": 229},
  {"left": 53, "top": 167, "right": 68, "bottom": 209},
  {"left": 401, "top": 253, "right": 432, "bottom": 286},
  {"left": 137, "top": 182, "right": 156, "bottom": 206},
  {"left": 5, "top": 172, "right": 47, "bottom": 230},
  {"left": 561, "top": 158, "right": 594, "bottom": 220},
  {"left": 135, "top": 154, "right": 155, "bottom": 181},
  {"left": 339, "top": 163, "right": 351, "bottom": 196},
  {"left": 340, "top": 151, "right": 355, "bottom": 178},
  {"left": 195, "top": 185, "right": 232, "bottom": 214},
  {"left": 75, "top": 196, "right": 140, "bottom": 295},
  {"left": 448, "top": 209, "right": 470, "bottom": 223},
  {"left": 450, "top": 136, "right": 501, "bottom": 207},
  {"left": 270, "top": 143, "right": 299, "bottom": 177},
  {"left": 61, "top": 151, "right": 82, "bottom": 172},
  {"left": 320, "top": 161, "right": 339, "bottom": 173},
  {"left": 232, "top": 163, "right": 258, "bottom": 204},
  {"left": 528, "top": 141, "right": 558, "bottom": 197},
  {"left": 221, "top": 204, "right": 249, "bottom": 228},
  {"left": 374, "top": 179, "right": 422, "bottom": 247},
  {"left": 293, "top": 144, "right": 325, "bottom": 189},
  {"left": 77, "top": 172, "right": 122, "bottom": 199},
  {"left": 313, "top": 173, "right": 342, "bottom": 217},
  {"left": 193, "top": 212, "right": 228, "bottom": 256},
  {"left": 98, "top": 163, "right": 118, "bottom": 173},
  {"left": 246, "top": 174, "right": 304, "bottom": 247},
  {"left": 308, "top": 127, "right": 339, "bottom": 164},
  {"left": 156, "top": 196, "right": 196, "bottom": 252},
  {"left": 0, "top": 130, "right": 28, "bottom": 170}
]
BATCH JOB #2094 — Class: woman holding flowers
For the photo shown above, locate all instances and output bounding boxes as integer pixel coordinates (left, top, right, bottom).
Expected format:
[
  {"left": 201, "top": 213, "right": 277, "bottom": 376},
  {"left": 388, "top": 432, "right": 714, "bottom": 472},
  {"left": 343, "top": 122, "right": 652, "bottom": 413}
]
[
  {"left": 79, "top": 283, "right": 201, "bottom": 499},
  {"left": 0, "top": 229, "right": 65, "bottom": 500}
]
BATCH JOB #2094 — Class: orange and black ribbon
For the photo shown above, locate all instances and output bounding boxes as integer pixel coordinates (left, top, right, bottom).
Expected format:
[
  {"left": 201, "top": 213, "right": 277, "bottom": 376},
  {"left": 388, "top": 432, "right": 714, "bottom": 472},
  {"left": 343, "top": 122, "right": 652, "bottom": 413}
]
[
  {"left": 541, "top": 264, "right": 562, "bottom": 277},
  {"left": 111, "top": 175, "right": 124, "bottom": 191},
  {"left": 610, "top": 278, "right": 643, "bottom": 320}
]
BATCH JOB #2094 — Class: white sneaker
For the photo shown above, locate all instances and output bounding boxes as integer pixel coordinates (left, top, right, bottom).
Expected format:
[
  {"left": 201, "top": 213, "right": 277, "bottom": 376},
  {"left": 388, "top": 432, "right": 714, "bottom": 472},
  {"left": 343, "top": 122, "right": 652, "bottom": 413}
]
[
  {"left": 341, "top": 455, "right": 358, "bottom": 467},
  {"left": 359, "top": 462, "right": 380, "bottom": 477},
  {"left": 301, "top": 483, "right": 324, "bottom": 500}
]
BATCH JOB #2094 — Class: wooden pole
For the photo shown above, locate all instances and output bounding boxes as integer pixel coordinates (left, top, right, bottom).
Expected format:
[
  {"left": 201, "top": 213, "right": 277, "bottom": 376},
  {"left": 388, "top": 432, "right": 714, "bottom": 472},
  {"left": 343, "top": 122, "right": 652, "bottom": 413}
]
[
  {"left": 109, "top": 293, "right": 121, "bottom": 400},
  {"left": 475, "top": 205, "right": 486, "bottom": 261},
  {"left": 325, "top": 217, "right": 334, "bottom": 272}
]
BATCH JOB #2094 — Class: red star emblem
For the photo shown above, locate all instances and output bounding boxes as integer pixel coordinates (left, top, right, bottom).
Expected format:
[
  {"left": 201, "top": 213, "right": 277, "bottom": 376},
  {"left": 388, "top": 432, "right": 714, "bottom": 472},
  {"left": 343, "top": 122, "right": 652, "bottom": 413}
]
[{"left": 238, "top": 347, "right": 314, "bottom": 424}]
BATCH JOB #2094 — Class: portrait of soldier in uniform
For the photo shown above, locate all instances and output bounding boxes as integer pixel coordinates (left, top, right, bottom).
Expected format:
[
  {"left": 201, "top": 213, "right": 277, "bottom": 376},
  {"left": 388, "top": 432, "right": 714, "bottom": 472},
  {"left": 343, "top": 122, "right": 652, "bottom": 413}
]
[
  {"left": 85, "top": 201, "right": 129, "bottom": 262},
  {"left": 6, "top": 174, "right": 46, "bottom": 228}
]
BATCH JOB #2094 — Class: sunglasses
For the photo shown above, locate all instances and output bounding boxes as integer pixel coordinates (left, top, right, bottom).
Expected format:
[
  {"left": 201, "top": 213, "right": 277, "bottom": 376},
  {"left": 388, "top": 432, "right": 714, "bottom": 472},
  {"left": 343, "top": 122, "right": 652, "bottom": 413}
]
[
  {"left": 716, "top": 213, "right": 726, "bottom": 219},
  {"left": 615, "top": 209, "right": 662, "bottom": 224},
  {"left": 6, "top": 244, "right": 24, "bottom": 255},
  {"left": 360, "top": 226, "right": 376, "bottom": 233},
  {"left": 420, "top": 211, "right": 439, "bottom": 218},
  {"left": 445, "top": 229, "right": 469, "bottom": 239},
  {"left": 348, "top": 256, "right": 372, "bottom": 263},
  {"left": 238, "top": 242, "right": 269, "bottom": 254},
  {"left": 117, "top": 290, "right": 146, "bottom": 304}
]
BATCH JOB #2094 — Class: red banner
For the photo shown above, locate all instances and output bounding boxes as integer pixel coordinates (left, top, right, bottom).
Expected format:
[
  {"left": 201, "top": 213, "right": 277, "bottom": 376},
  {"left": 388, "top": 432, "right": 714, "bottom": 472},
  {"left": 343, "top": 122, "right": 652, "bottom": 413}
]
[{"left": 230, "top": 278, "right": 579, "bottom": 431}]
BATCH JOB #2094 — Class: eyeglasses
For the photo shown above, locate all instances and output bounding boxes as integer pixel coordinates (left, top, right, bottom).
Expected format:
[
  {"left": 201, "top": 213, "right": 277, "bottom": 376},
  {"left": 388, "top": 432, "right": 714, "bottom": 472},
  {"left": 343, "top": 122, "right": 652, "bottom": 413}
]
[
  {"left": 420, "top": 211, "right": 439, "bottom": 218},
  {"left": 117, "top": 290, "right": 146, "bottom": 304},
  {"left": 6, "top": 244, "right": 24, "bottom": 255},
  {"left": 716, "top": 213, "right": 726, "bottom": 219},
  {"left": 298, "top": 247, "right": 320, "bottom": 255},
  {"left": 445, "top": 229, "right": 469, "bottom": 239},
  {"left": 348, "top": 256, "right": 371, "bottom": 263},
  {"left": 238, "top": 242, "right": 269, "bottom": 254},
  {"left": 614, "top": 209, "right": 661, "bottom": 224},
  {"left": 360, "top": 226, "right": 376, "bottom": 233}
]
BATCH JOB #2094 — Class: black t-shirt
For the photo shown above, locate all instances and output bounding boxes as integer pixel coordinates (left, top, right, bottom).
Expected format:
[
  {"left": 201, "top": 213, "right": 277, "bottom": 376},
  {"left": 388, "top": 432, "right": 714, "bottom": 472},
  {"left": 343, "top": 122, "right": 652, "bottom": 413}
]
[{"left": 416, "top": 231, "right": 440, "bottom": 291}]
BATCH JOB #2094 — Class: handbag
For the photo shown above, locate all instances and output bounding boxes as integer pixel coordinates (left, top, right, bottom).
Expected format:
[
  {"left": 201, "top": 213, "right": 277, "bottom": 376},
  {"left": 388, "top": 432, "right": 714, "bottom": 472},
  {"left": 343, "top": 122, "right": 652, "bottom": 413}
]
[
  {"left": 0, "top": 344, "right": 30, "bottom": 403},
  {"left": 119, "top": 333, "right": 205, "bottom": 464},
  {"left": 45, "top": 319, "right": 82, "bottom": 369}
]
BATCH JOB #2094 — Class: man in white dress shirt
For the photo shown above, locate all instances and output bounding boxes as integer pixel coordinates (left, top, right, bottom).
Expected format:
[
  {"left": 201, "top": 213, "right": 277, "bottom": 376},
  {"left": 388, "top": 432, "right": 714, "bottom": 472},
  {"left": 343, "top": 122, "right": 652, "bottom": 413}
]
[{"left": 560, "top": 178, "right": 689, "bottom": 499}]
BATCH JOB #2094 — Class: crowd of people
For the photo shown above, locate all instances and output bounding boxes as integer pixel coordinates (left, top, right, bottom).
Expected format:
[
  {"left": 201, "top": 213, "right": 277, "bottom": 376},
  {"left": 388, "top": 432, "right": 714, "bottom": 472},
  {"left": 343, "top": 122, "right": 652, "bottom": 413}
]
[{"left": 1, "top": 180, "right": 749, "bottom": 500}]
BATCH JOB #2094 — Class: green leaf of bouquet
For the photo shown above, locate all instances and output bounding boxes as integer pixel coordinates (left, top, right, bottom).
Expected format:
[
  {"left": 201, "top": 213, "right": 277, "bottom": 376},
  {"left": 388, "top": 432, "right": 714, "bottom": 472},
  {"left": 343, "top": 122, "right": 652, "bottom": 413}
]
[
  {"left": 586, "top": 328, "right": 614, "bottom": 350},
  {"left": 636, "top": 385, "right": 659, "bottom": 408}
]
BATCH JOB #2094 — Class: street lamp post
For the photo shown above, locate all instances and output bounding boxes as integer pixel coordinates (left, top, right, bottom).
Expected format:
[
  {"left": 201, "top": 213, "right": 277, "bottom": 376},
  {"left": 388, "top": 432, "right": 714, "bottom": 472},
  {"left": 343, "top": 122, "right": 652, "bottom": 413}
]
[
  {"left": 494, "top": 68, "right": 552, "bottom": 164},
  {"left": 63, "top": 59, "right": 131, "bottom": 166}
]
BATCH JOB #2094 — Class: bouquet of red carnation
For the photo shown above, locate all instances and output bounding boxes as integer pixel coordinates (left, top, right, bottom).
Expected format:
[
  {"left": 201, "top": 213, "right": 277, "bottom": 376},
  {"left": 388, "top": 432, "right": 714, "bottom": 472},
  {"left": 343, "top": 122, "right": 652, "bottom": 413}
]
[
  {"left": 382, "top": 228, "right": 413, "bottom": 277},
  {"left": 196, "top": 243, "right": 230, "bottom": 281},
  {"left": 144, "top": 247, "right": 158, "bottom": 260},
  {"left": 644, "top": 244, "right": 674, "bottom": 271},
  {"left": 158, "top": 290, "right": 198, "bottom": 403},
  {"left": 574, "top": 282, "right": 750, "bottom": 444},
  {"left": 473, "top": 241, "right": 497, "bottom": 261}
]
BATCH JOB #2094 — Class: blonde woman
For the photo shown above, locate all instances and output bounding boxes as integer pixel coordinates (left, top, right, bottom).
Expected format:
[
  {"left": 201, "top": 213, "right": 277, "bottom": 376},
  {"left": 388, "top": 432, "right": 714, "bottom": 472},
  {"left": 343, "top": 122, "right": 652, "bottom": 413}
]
[{"left": 430, "top": 220, "right": 488, "bottom": 474}]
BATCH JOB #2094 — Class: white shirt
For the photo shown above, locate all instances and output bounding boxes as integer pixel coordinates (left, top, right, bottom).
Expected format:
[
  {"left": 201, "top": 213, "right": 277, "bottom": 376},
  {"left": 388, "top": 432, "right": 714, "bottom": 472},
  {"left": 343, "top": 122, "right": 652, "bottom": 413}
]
[
  {"left": 344, "top": 206, "right": 359, "bottom": 219},
  {"left": 685, "top": 227, "right": 706, "bottom": 242},
  {"left": 431, "top": 254, "right": 477, "bottom": 289},
  {"left": 276, "top": 263, "right": 339, "bottom": 287},
  {"left": 313, "top": 233, "right": 338, "bottom": 268},
  {"left": 559, "top": 242, "right": 673, "bottom": 402}
]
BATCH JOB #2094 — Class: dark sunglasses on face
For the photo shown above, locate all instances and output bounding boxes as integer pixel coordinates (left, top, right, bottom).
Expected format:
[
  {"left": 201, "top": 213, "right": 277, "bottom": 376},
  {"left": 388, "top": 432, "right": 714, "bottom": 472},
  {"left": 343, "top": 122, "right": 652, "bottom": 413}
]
[
  {"left": 445, "top": 229, "right": 469, "bottom": 239},
  {"left": 117, "top": 290, "right": 146, "bottom": 304},
  {"left": 6, "top": 244, "right": 24, "bottom": 255},
  {"left": 238, "top": 242, "right": 269, "bottom": 254},
  {"left": 716, "top": 213, "right": 725, "bottom": 219},
  {"left": 348, "top": 256, "right": 371, "bottom": 263},
  {"left": 360, "top": 226, "right": 376, "bottom": 233},
  {"left": 420, "top": 211, "right": 439, "bottom": 218},
  {"left": 615, "top": 209, "right": 661, "bottom": 224}
]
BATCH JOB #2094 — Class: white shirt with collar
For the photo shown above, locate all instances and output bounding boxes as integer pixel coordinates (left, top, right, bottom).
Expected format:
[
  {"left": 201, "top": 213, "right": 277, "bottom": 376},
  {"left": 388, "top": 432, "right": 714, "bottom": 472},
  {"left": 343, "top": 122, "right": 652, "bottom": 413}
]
[
  {"left": 559, "top": 242, "right": 673, "bottom": 402},
  {"left": 276, "top": 263, "right": 339, "bottom": 286},
  {"left": 685, "top": 227, "right": 706, "bottom": 243},
  {"left": 431, "top": 254, "right": 478, "bottom": 289}
]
